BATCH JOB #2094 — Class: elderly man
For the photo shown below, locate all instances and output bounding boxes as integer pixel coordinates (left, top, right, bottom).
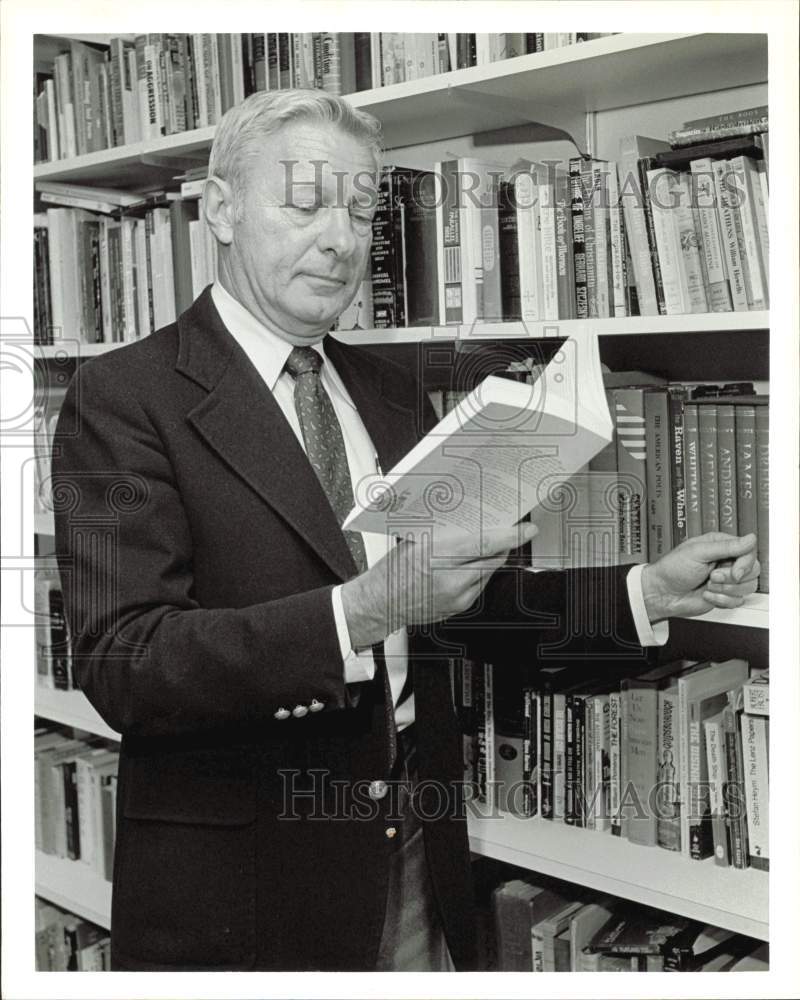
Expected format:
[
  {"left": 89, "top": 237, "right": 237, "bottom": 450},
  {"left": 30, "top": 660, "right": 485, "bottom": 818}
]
[{"left": 53, "top": 89, "right": 759, "bottom": 972}]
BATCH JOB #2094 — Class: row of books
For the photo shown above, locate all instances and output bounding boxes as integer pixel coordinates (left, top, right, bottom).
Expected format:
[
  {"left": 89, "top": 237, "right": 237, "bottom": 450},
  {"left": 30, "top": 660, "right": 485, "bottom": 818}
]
[
  {"left": 35, "top": 898, "right": 110, "bottom": 971},
  {"left": 491, "top": 875, "right": 767, "bottom": 971},
  {"left": 34, "top": 33, "right": 613, "bottom": 163},
  {"left": 430, "top": 374, "right": 770, "bottom": 591},
  {"left": 455, "top": 657, "right": 770, "bottom": 871},
  {"left": 33, "top": 197, "right": 217, "bottom": 345},
  {"left": 35, "top": 728, "right": 119, "bottom": 880}
]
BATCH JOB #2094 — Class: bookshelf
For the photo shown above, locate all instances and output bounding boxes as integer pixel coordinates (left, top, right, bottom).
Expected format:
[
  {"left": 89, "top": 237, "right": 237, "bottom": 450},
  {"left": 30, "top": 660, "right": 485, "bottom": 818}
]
[
  {"left": 32, "top": 29, "right": 770, "bottom": 961},
  {"left": 35, "top": 851, "right": 112, "bottom": 929}
]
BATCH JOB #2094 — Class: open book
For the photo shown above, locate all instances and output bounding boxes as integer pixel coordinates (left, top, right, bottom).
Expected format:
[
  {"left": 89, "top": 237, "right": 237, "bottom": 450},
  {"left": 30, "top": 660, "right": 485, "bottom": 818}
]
[{"left": 344, "top": 330, "right": 612, "bottom": 541}]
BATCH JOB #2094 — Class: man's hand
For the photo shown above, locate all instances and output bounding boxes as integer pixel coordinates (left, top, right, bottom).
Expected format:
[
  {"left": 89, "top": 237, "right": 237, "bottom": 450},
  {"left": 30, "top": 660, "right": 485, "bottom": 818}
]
[
  {"left": 341, "top": 522, "right": 539, "bottom": 648},
  {"left": 641, "top": 532, "right": 760, "bottom": 623}
]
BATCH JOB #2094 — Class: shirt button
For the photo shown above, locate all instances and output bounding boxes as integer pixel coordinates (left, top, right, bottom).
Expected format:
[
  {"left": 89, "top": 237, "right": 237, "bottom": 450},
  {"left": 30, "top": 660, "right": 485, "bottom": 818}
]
[
  {"left": 274, "top": 707, "right": 290, "bottom": 721},
  {"left": 368, "top": 780, "right": 388, "bottom": 800},
  {"left": 385, "top": 827, "right": 397, "bottom": 839},
  {"left": 292, "top": 704, "right": 309, "bottom": 718},
  {"left": 309, "top": 699, "right": 325, "bottom": 713}
]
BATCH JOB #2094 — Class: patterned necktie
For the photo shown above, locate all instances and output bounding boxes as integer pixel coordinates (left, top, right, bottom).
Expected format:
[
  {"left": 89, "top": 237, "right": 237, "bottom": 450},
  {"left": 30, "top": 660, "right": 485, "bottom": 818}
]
[
  {"left": 285, "top": 346, "right": 401, "bottom": 766},
  {"left": 284, "top": 345, "right": 368, "bottom": 575}
]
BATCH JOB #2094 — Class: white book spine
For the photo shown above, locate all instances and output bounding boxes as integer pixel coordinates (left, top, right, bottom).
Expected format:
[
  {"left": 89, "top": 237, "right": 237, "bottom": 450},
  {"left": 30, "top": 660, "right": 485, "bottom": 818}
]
[
  {"left": 484, "top": 662, "right": 495, "bottom": 808},
  {"left": 45, "top": 210, "right": 64, "bottom": 335},
  {"left": 742, "top": 713, "right": 769, "bottom": 867},
  {"left": 98, "top": 218, "right": 112, "bottom": 342},
  {"left": 189, "top": 220, "right": 204, "bottom": 298},
  {"left": 712, "top": 159, "right": 749, "bottom": 310},
  {"left": 515, "top": 173, "right": 541, "bottom": 321},
  {"left": 730, "top": 156, "right": 768, "bottom": 308},
  {"left": 647, "top": 168, "right": 685, "bottom": 314},
  {"left": 689, "top": 158, "right": 733, "bottom": 311},
  {"left": 594, "top": 695, "right": 611, "bottom": 832},
  {"left": 120, "top": 219, "right": 138, "bottom": 340},
  {"left": 125, "top": 48, "right": 140, "bottom": 144},
  {"left": 134, "top": 220, "right": 151, "bottom": 338},
  {"left": 538, "top": 182, "right": 558, "bottom": 319},
  {"left": 592, "top": 164, "right": 610, "bottom": 317},
  {"left": 672, "top": 173, "right": 708, "bottom": 313},
  {"left": 45, "top": 79, "right": 60, "bottom": 160},
  {"left": 618, "top": 142, "right": 658, "bottom": 315},
  {"left": 606, "top": 163, "right": 627, "bottom": 317},
  {"left": 230, "top": 34, "right": 245, "bottom": 105},
  {"left": 75, "top": 756, "right": 96, "bottom": 870},
  {"left": 192, "top": 35, "right": 208, "bottom": 128},
  {"left": 475, "top": 33, "right": 492, "bottom": 65}
]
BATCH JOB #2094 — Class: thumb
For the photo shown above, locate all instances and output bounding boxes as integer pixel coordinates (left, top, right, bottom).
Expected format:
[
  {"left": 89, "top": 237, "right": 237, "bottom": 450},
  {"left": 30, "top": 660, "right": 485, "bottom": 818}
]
[{"left": 690, "top": 532, "right": 757, "bottom": 565}]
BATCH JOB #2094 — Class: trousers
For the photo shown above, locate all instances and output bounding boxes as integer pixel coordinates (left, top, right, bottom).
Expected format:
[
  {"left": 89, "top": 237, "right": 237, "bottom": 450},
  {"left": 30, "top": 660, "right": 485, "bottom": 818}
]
[{"left": 374, "top": 725, "right": 455, "bottom": 972}]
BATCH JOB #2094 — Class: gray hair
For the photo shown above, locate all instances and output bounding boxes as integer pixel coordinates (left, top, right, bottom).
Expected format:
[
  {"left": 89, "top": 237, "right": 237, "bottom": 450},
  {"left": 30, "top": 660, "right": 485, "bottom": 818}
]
[{"left": 208, "top": 89, "right": 384, "bottom": 210}]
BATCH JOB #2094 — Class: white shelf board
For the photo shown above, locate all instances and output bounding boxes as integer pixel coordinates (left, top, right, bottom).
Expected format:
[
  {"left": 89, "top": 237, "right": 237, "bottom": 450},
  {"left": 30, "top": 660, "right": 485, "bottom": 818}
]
[
  {"left": 33, "top": 33, "right": 766, "bottom": 185},
  {"left": 36, "top": 851, "right": 111, "bottom": 928},
  {"left": 468, "top": 812, "right": 768, "bottom": 941},
  {"left": 679, "top": 593, "right": 768, "bottom": 629},
  {"left": 333, "top": 312, "right": 770, "bottom": 346},
  {"left": 35, "top": 687, "right": 121, "bottom": 742}
]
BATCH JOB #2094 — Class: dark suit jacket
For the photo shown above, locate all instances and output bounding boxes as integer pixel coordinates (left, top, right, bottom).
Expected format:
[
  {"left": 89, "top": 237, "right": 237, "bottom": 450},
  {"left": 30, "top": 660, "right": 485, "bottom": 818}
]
[{"left": 52, "top": 288, "right": 649, "bottom": 971}]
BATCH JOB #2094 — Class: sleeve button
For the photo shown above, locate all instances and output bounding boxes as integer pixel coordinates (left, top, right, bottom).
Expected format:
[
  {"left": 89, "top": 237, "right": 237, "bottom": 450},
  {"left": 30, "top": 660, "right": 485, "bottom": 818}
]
[
  {"left": 274, "top": 707, "right": 291, "bottom": 720},
  {"left": 292, "top": 704, "right": 309, "bottom": 718},
  {"left": 309, "top": 699, "right": 325, "bottom": 712}
]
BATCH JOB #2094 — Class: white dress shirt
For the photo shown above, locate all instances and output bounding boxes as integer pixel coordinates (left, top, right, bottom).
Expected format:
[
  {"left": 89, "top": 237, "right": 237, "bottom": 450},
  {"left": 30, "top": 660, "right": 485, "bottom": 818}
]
[{"left": 210, "top": 281, "right": 667, "bottom": 732}]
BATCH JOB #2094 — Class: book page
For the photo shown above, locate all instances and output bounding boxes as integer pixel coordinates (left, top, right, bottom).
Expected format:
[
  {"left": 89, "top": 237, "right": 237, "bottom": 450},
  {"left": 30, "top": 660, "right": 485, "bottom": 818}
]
[{"left": 346, "top": 331, "right": 612, "bottom": 541}]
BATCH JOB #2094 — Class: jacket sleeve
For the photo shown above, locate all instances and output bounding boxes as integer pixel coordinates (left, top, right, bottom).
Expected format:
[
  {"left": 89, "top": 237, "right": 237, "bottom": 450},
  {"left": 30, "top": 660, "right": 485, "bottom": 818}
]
[{"left": 52, "top": 362, "right": 351, "bottom": 740}]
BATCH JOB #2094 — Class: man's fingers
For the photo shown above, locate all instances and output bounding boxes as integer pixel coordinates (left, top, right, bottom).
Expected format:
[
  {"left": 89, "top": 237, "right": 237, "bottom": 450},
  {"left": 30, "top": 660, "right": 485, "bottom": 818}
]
[
  {"left": 705, "top": 578, "right": 759, "bottom": 598},
  {"left": 710, "top": 559, "right": 760, "bottom": 585},
  {"left": 692, "top": 532, "right": 757, "bottom": 566},
  {"left": 702, "top": 590, "right": 746, "bottom": 609}
]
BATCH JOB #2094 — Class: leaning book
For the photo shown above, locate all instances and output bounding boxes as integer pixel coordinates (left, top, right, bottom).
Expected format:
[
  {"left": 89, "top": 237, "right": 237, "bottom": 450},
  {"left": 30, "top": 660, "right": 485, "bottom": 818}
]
[{"left": 344, "top": 331, "right": 612, "bottom": 540}]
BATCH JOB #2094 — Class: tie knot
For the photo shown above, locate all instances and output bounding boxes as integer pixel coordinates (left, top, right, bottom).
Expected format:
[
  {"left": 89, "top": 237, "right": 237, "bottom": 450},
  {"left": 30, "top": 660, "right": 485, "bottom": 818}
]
[{"left": 285, "top": 346, "right": 323, "bottom": 379}]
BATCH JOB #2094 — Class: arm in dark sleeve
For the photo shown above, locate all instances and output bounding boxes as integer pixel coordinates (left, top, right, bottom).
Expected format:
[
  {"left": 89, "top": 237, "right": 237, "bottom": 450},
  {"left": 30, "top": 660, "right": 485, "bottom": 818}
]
[{"left": 52, "top": 364, "right": 350, "bottom": 740}]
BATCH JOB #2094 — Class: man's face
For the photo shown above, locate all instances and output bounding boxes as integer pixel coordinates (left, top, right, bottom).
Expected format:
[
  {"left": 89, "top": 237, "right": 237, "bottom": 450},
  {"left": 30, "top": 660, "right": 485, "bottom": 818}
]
[{"left": 230, "top": 121, "right": 378, "bottom": 343}]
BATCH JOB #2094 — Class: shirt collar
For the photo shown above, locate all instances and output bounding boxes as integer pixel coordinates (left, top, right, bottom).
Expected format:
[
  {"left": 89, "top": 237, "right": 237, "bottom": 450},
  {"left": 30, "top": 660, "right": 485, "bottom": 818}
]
[{"left": 210, "top": 281, "right": 356, "bottom": 408}]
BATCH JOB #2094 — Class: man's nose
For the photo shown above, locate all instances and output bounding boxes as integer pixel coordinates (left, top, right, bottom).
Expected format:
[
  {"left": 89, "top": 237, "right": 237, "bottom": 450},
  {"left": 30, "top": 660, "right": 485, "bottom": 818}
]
[{"left": 317, "top": 207, "right": 358, "bottom": 257}]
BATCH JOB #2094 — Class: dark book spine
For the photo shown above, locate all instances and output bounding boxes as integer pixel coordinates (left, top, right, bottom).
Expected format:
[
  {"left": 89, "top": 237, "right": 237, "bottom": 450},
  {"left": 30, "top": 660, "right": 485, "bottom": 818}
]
[
  {"left": 252, "top": 33, "right": 266, "bottom": 92},
  {"left": 569, "top": 157, "right": 587, "bottom": 318},
  {"left": 62, "top": 761, "right": 80, "bottom": 860},
  {"left": 636, "top": 156, "right": 667, "bottom": 315},
  {"left": 684, "top": 403, "right": 702, "bottom": 537},
  {"left": 554, "top": 170, "right": 575, "bottom": 318},
  {"left": 717, "top": 403, "right": 738, "bottom": 534},
  {"left": 402, "top": 170, "right": 439, "bottom": 325},
  {"left": 370, "top": 170, "right": 402, "bottom": 328},
  {"left": 439, "top": 158, "right": 464, "bottom": 324},
  {"left": 354, "top": 32, "right": 372, "bottom": 91},
  {"left": 735, "top": 405, "right": 757, "bottom": 536},
  {"left": 668, "top": 387, "right": 688, "bottom": 545},
  {"left": 540, "top": 687, "right": 554, "bottom": 819},
  {"left": 755, "top": 404, "right": 769, "bottom": 591},
  {"left": 698, "top": 403, "right": 719, "bottom": 532},
  {"left": 498, "top": 179, "right": 521, "bottom": 320},
  {"left": 564, "top": 695, "right": 576, "bottom": 825},
  {"left": 522, "top": 688, "right": 537, "bottom": 817},
  {"left": 723, "top": 709, "right": 749, "bottom": 869},
  {"left": 48, "top": 587, "right": 71, "bottom": 689}
]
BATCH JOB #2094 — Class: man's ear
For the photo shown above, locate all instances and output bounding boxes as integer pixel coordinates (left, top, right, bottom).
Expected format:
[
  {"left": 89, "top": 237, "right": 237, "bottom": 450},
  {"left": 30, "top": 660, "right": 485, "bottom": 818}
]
[{"left": 203, "top": 176, "right": 236, "bottom": 245}]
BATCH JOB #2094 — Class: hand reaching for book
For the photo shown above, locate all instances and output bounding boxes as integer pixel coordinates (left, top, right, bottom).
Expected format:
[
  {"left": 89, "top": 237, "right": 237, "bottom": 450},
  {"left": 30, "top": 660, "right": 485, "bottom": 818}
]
[
  {"left": 640, "top": 532, "right": 760, "bottom": 623},
  {"left": 341, "top": 522, "right": 539, "bottom": 647}
]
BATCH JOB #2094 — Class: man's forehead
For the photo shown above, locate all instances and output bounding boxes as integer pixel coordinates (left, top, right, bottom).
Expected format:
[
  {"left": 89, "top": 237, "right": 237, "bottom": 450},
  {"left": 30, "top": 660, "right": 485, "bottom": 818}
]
[{"left": 261, "top": 121, "right": 378, "bottom": 179}]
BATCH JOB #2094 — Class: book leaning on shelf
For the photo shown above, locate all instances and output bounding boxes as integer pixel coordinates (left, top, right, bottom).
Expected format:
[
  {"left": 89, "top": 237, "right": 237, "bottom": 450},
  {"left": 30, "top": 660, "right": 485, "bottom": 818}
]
[{"left": 36, "top": 899, "right": 111, "bottom": 971}]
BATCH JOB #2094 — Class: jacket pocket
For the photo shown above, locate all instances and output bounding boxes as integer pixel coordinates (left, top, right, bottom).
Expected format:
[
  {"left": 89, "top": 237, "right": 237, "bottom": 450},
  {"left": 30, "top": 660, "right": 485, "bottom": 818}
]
[{"left": 113, "top": 747, "right": 256, "bottom": 968}]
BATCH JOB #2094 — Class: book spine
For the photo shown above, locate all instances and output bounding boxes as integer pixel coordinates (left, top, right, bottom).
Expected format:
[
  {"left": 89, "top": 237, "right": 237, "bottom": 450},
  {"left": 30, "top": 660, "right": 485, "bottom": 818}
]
[
  {"left": 688, "top": 697, "right": 717, "bottom": 861},
  {"left": 609, "top": 690, "right": 622, "bottom": 836},
  {"left": 370, "top": 169, "right": 402, "bottom": 328},
  {"left": 618, "top": 140, "right": 658, "bottom": 315},
  {"left": 538, "top": 179, "right": 558, "bottom": 319},
  {"left": 716, "top": 404, "right": 738, "bottom": 535},
  {"left": 613, "top": 387, "right": 648, "bottom": 562},
  {"left": 595, "top": 696, "right": 611, "bottom": 832},
  {"left": 402, "top": 170, "right": 439, "bottom": 326},
  {"left": 722, "top": 705, "right": 749, "bottom": 869},
  {"left": 553, "top": 693, "right": 566, "bottom": 823},
  {"left": 575, "top": 695, "right": 586, "bottom": 828},
  {"left": 569, "top": 157, "right": 587, "bottom": 318},
  {"left": 606, "top": 162, "right": 627, "bottom": 316},
  {"left": 62, "top": 761, "right": 80, "bottom": 860},
  {"left": 705, "top": 716, "right": 731, "bottom": 866},
  {"left": 742, "top": 713, "right": 769, "bottom": 870},
  {"left": 735, "top": 405, "right": 757, "bottom": 535},
  {"left": 683, "top": 403, "right": 702, "bottom": 538},
  {"left": 689, "top": 158, "right": 733, "bottom": 310},
  {"left": 755, "top": 404, "right": 769, "bottom": 592},
  {"left": 647, "top": 167, "right": 686, "bottom": 314},
  {"left": 554, "top": 170, "right": 575, "bottom": 318},
  {"left": 522, "top": 688, "right": 538, "bottom": 817},
  {"left": 321, "top": 33, "right": 343, "bottom": 94},
  {"left": 564, "top": 695, "right": 576, "bottom": 825},
  {"left": 515, "top": 172, "right": 542, "bottom": 321},
  {"left": 656, "top": 688, "right": 682, "bottom": 851},
  {"left": 672, "top": 172, "right": 708, "bottom": 312},
  {"left": 698, "top": 403, "right": 719, "bottom": 533},
  {"left": 540, "top": 686, "right": 554, "bottom": 819},
  {"left": 584, "top": 696, "right": 596, "bottom": 829},
  {"left": 623, "top": 680, "right": 658, "bottom": 846},
  {"left": 637, "top": 156, "right": 667, "bottom": 314},
  {"left": 498, "top": 180, "right": 521, "bottom": 320},
  {"left": 479, "top": 169, "right": 503, "bottom": 321},
  {"left": 581, "top": 160, "right": 598, "bottom": 317},
  {"left": 437, "top": 160, "right": 464, "bottom": 325},
  {"left": 644, "top": 388, "right": 672, "bottom": 558},
  {"left": 730, "top": 156, "right": 768, "bottom": 308},
  {"left": 667, "top": 387, "right": 688, "bottom": 545},
  {"left": 712, "top": 159, "right": 749, "bottom": 310}
]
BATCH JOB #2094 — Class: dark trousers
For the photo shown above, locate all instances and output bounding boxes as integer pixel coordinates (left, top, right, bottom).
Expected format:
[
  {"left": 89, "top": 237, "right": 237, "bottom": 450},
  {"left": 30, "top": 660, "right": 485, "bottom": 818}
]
[{"left": 374, "top": 725, "right": 454, "bottom": 972}]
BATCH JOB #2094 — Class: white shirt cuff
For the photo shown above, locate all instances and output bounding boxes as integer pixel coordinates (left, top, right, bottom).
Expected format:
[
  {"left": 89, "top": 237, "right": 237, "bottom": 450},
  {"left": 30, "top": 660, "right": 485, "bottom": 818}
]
[
  {"left": 332, "top": 585, "right": 377, "bottom": 684},
  {"left": 626, "top": 564, "right": 669, "bottom": 647}
]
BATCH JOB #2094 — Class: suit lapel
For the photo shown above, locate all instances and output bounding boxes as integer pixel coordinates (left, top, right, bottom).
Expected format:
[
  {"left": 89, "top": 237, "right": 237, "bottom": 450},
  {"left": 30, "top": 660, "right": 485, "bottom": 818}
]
[{"left": 177, "top": 289, "right": 357, "bottom": 582}]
